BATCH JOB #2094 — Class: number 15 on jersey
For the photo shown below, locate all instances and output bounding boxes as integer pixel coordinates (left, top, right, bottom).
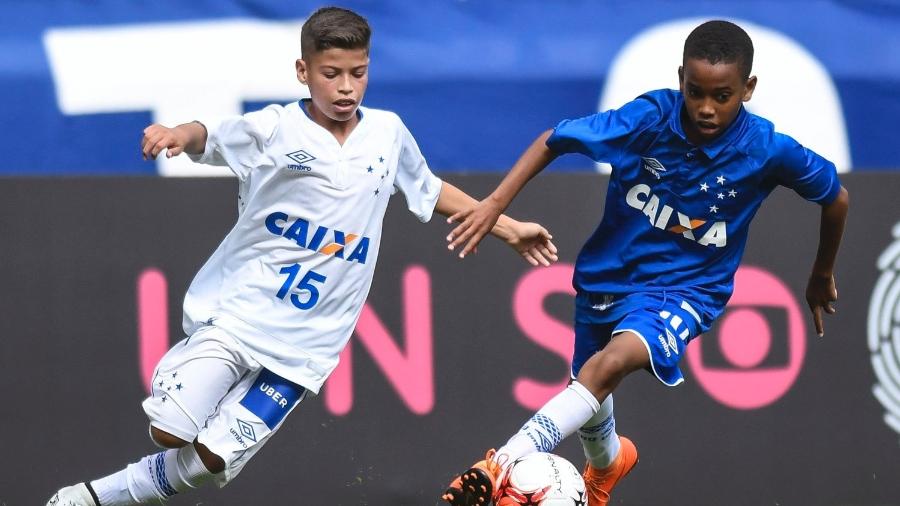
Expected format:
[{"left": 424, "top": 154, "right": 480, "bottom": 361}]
[{"left": 277, "top": 264, "right": 327, "bottom": 310}]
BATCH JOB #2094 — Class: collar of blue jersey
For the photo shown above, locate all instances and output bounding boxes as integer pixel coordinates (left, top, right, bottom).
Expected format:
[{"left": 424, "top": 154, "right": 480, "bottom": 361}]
[{"left": 668, "top": 92, "right": 748, "bottom": 159}]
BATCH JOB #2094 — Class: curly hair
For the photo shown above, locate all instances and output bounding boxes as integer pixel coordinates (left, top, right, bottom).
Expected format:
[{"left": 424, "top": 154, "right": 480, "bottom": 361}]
[{"left": 683, "top": 20, "right": 754, "bottom": 79}]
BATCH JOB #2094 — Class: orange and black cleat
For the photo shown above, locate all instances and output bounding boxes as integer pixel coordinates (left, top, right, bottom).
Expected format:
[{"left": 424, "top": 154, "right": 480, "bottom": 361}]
[
  {"left": 442, "top": 449, "right": 505, "bottom": 506},
  {"left": 582, "top": 436, "right": 639, "bottom": 505}
]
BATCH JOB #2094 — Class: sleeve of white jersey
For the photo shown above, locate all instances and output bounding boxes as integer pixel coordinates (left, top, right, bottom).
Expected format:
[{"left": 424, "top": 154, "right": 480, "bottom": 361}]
[
  {"left": 393, "top": 116, "right": 443, "bottom": 222},
  {"left": 187, "top": 105, "right": 283, "bottom": 181}
]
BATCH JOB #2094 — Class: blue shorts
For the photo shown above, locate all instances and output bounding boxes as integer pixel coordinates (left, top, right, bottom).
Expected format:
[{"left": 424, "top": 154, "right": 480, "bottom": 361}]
[{"left": 572, "top": 294, "right": 705, "bottom": 386}]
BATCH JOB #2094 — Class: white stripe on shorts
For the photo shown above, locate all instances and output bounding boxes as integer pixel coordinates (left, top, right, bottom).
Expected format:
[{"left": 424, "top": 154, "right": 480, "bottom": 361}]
[{"left": 680, "top": 300, "right": 702, "bottom": 324}]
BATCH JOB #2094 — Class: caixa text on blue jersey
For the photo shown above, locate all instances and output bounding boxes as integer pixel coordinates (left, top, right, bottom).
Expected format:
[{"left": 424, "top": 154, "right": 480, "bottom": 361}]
[
  {"left": 265, "top": 211, "right": 370, "bottom": 264},
  {"left": 626, "top": 183, "right": 727, "bottom": 248}
]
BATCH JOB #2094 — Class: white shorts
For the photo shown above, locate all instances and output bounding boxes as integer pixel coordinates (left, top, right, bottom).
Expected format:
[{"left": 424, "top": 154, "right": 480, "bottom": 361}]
[{"left": 142, "top": 325, "right": 307, "bottom": 486}]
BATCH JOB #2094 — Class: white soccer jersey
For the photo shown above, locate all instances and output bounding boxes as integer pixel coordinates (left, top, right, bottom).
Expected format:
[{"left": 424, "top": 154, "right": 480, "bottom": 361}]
[{"left": 184, "top": 102, "right": 442, "bottom": 393}]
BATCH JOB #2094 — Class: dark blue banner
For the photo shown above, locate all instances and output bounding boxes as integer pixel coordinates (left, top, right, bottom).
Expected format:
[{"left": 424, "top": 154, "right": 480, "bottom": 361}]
[{"left": 2, "top": 1, "right": 898, "bottom": 174}]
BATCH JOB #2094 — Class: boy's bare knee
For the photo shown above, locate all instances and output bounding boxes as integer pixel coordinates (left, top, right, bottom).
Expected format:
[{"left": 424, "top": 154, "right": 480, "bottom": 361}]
[
  {"left": 578, "top": 332, "right": 650, "bottom": 397},
  {"left": 150, "top": 425, "right": 189, "bottom": 449},
  {"left": 578, "top": 353, "right": 625, "bottom": 395},
  {"left": 193, "top": 440, "right": 226, "bottom": 474}
]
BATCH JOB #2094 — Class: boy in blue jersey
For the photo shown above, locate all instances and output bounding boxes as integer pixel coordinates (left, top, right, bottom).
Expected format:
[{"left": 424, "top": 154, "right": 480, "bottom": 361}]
[{"left": 441, "top": 20, "right": 848, "bottom": 506}]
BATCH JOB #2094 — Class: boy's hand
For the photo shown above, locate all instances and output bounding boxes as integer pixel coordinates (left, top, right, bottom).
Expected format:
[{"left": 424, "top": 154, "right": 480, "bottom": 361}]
[
  {"left": 446, "top": 199, "right": 505, "bottom": 259},
  {"left": 502, "top": 221, "right": 558, "bottom": 266},
  {"left": 141, "top": 124, "right": 190, "bottom": 160},
  {"left": 806, "top": 273, "right": 837, "bottom": 337}
]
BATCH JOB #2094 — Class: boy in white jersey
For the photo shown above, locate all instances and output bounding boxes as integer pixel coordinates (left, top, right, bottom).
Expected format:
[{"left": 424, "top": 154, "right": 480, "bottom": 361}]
[{"left": 46, "top": 7, "right": 558, "bottom": 506}]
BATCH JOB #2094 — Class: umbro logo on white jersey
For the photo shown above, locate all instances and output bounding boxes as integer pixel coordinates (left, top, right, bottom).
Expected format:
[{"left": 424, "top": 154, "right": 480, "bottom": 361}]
[
  {"left": 641, "top": 157, "right": 666, "bottom": 179},
  {"left": 236, "top": 419, "right": 257, "bottom": 442},
  {"left": 286, "top": 149, "right": 316, "bottom": 172}
]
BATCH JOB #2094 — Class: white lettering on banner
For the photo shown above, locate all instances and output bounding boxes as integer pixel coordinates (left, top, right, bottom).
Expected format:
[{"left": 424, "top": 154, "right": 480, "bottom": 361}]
[
  {"left": 597, "top": 18, "right": 851, "bottom": 173},
  {"left": 43, "top": 20, "right": 311, "bottom": 177},
  {"left": 260, "top": 384, "right": 290, "bottom": 408},
  {"left": 867, "top": 222, "right": 900, "bottom": 442}
]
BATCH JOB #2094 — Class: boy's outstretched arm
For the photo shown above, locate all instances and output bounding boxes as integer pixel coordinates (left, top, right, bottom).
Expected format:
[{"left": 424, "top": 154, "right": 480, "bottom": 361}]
[
  {"left": 806, "top": 186, "right": 849, "bottom": 337},
  {"left": 447, "top": 129, "right": 558, "bottom": 258},
  {"left": 141, "top": 121, "right": 208, "bottom": 160},
  {"left": 435, "top": 180, "right": 558, "bottom": 267}
]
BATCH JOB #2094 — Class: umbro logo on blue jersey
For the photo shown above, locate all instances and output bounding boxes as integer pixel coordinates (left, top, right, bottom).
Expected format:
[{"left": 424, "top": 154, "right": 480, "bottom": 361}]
[
  {"left": 641, "top": 157, "right": 666, "bottom": 179},
  {"left": 286, "top": 149, "right": 316, "bottom": 172}
]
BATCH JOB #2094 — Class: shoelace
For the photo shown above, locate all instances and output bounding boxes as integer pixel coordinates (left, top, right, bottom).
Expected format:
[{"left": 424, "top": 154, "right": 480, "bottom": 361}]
[
  {"left": 486, "top": 450, "right": 512, "bottom": 499},
  {"left": 584, "top": 465, "right": 616, "bottom": 501}
]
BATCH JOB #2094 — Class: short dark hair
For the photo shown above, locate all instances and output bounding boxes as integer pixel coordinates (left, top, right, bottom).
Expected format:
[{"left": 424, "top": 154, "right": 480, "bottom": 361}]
[
  {"left": 683, "top": 20, "right": 754, "bottom": 79},
  {"left": 300, "top": 7, "right": 371, "bottom": 58}
]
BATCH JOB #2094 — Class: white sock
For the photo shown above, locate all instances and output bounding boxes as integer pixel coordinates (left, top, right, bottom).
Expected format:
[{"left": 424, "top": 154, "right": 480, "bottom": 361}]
[
  {"left": 578, "top": 394, "right": 621, "bottom": 469},
  {"left": 90, "top": 468, "right": 130, "bottom": 505},
  {"left": 495, "top": 382, "right": 600, "bottom": 466},
  {"left": 90, "top": 445, "right": 212, "bottom": 505}
]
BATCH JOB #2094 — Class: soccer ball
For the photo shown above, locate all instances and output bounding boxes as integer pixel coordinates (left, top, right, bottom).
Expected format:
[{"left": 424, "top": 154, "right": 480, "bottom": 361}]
[{"left": 496, "top": 452, "right": 587, "bottom": 506}]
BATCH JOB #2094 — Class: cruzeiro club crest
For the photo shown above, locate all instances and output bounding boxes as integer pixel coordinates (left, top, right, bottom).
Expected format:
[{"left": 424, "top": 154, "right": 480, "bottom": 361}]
[{"left": 868, "top": 221, "right": 900, "bottom": 443}]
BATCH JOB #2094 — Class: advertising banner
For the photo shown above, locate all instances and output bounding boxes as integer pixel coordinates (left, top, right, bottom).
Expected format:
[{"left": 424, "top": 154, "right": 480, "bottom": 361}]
[{"left": 1, "top": 173, "right": 898, "bottom": 505}]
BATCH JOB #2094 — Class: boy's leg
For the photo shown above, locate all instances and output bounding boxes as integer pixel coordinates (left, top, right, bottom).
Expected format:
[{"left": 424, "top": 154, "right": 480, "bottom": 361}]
[
  {"left": 441, "top": 382, "right": 600, "bottom": 506},
  {"left": 85, "top": 365, "right": 306, "bottom": 505},
  {"left": 577, "top": 394, "right": 619, "bottom": 470},
  {"left": 442, "top": 327, "right": 648, "bottom": 505},
  {"left": 47, "top": 327, "right": 253, "bottom": 506},
  {"left": 47, "top": 442, "right": 212, "bottom": 506},
  {"left": 495, "top": 381, "right": 602, "bottom": 463},
  {"left": 192, "top": 367, "right": 307, "bottom": 487},
  {"left": 579, "top": 300, "right": 704, "bottom": 505},
  {"left": 575, "top": 331, "right": 646, "bottom": 506}
]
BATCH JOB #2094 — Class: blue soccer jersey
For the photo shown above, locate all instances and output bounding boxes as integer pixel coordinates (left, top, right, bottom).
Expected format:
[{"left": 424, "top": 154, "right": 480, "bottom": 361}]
[{"left": 547, "top": 89, "right": 841, "bottom": 328}]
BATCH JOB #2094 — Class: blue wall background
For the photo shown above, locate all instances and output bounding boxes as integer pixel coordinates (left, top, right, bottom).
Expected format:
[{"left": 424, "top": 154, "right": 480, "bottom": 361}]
[{"left": 2, "top": 0, "right": 899, "bottom": 174}]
